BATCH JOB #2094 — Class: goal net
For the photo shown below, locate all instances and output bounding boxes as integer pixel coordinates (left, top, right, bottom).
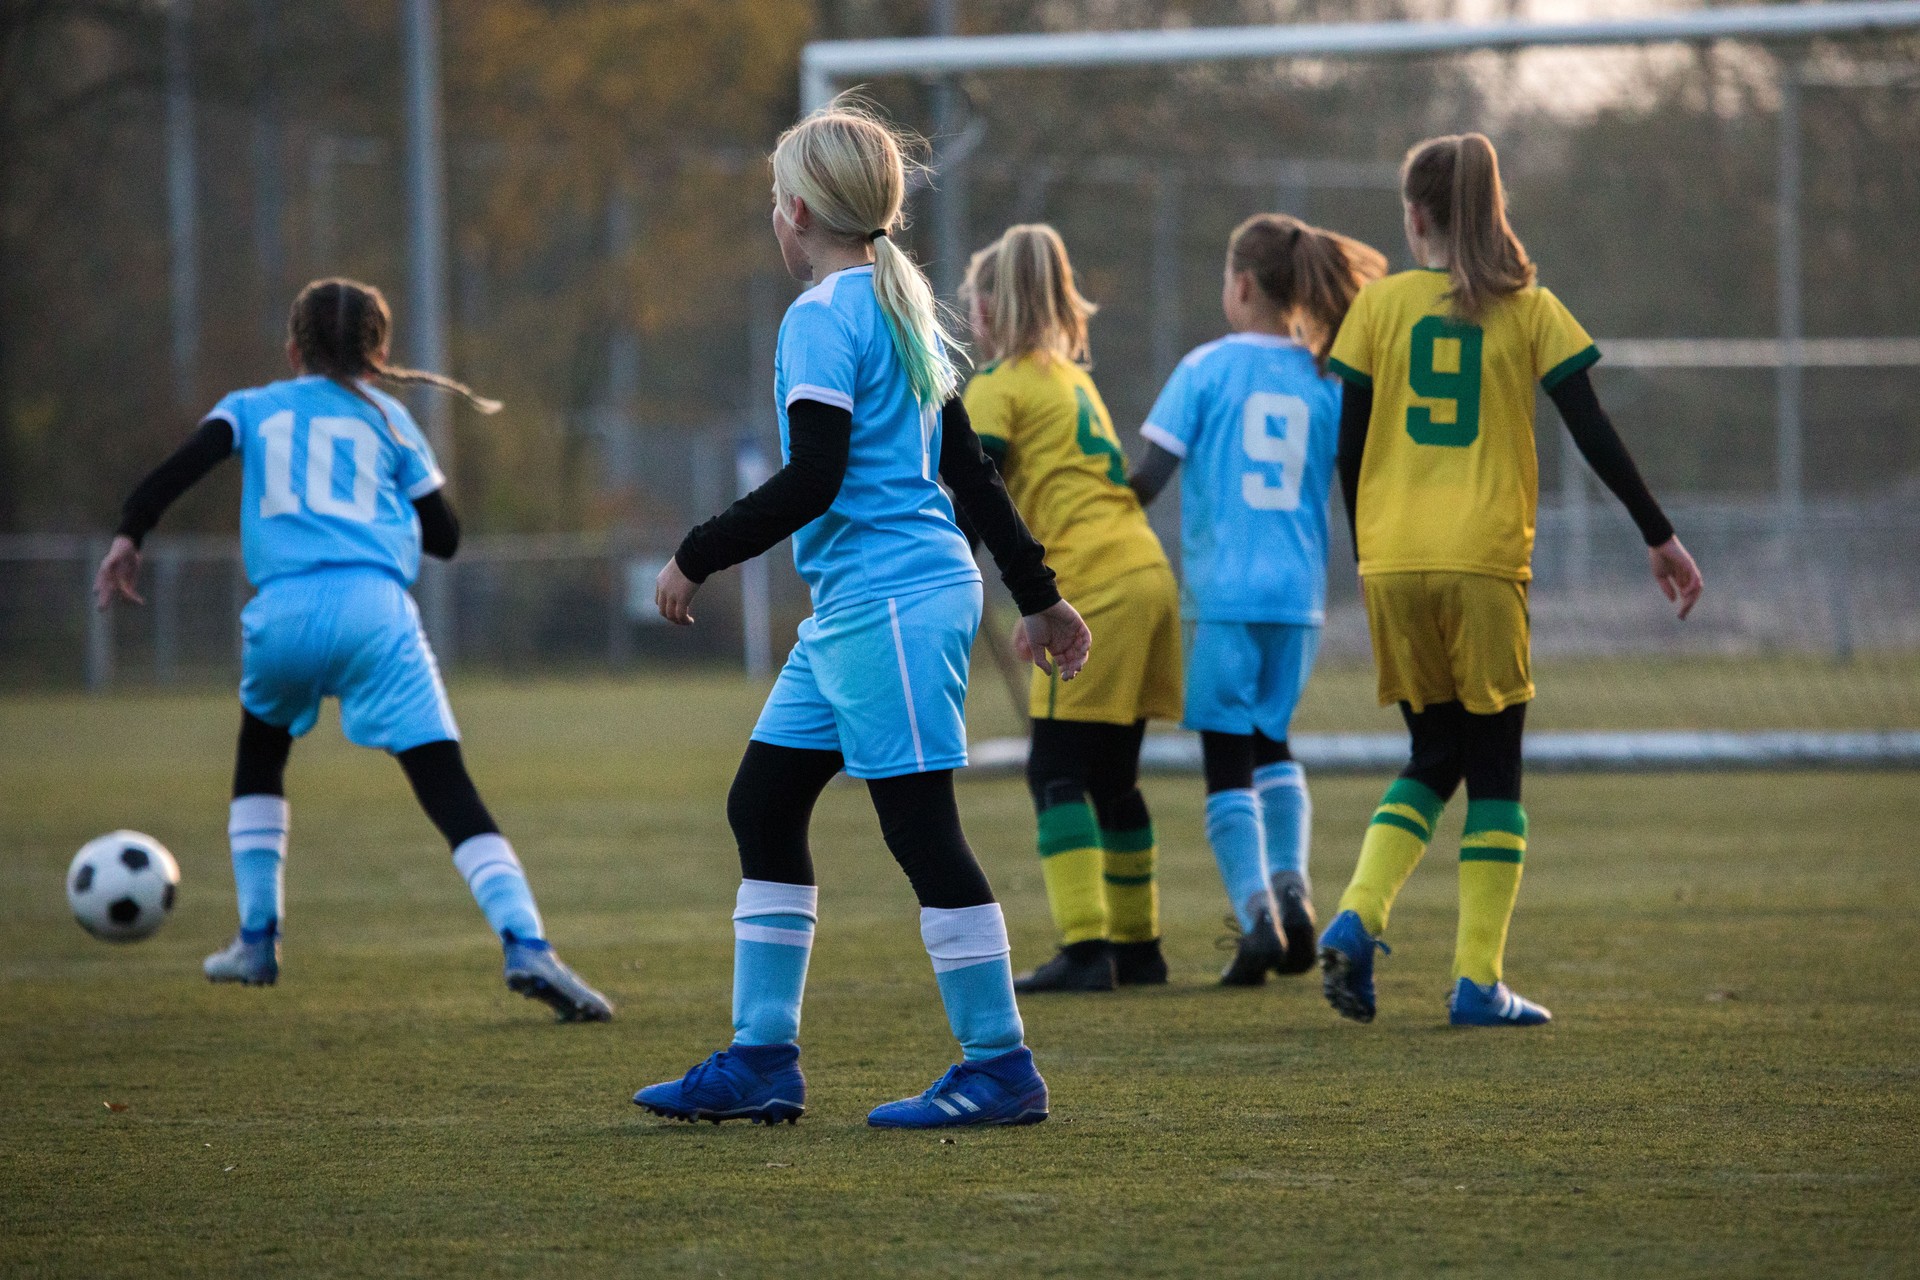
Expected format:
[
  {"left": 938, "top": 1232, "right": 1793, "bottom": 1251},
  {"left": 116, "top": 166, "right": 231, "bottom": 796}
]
[{"left": 805, "top": 3, "right": 1920, "bottom": 771}]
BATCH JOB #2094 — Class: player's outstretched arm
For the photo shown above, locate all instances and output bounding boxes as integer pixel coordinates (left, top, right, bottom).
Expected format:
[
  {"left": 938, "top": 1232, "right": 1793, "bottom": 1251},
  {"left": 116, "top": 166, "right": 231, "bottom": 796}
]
[
  {"left": 1547, "top": 368, "right": 1703, "bottom": 619},
  {"left": 95, "top": 417, "right": 236, "bottom": 610},
  {"left": 658, "top": 399, "right": 852, "bottom": 625}
]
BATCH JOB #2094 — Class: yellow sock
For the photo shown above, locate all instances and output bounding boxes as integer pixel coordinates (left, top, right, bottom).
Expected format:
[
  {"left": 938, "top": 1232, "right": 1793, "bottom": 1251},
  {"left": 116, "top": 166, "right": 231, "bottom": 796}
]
[
  {"left": 1036, "top": 802, "right": 1106, "bottom": 946},
  {"left": 1454, "top": 800, "right": 1527, "bottom": 985},
  {"left": 1338, "top": 779, "right": 1447, "bottom": 937},
  {"left": 1099, "top": 822, "right": 1158, "bottom": 944}
]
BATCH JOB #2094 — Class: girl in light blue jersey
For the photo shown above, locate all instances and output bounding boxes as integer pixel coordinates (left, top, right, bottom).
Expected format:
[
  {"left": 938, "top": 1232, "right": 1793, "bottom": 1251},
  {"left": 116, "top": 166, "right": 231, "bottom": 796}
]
[
  {"left": 93, "top": 279, "right": 612, "bottom": 1021},
  {"left": 1129, "top": 215, "right": 1386, "bottom": 987},
  {"left": 633, "top": 100, "right": 1090, "bottom": 1130}
]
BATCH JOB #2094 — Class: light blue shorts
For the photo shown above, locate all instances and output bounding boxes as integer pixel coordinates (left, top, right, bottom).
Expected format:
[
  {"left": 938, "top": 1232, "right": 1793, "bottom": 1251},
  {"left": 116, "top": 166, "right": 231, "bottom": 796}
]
[
  {"left": 240, "top": 567, "right": 458, "bottom": 753},
  {"left": 1182, "top": 621, "right": 1322, "bottom": 741},
  {"left": 753, "top": 580, "right": 982, "bottom": 780}
]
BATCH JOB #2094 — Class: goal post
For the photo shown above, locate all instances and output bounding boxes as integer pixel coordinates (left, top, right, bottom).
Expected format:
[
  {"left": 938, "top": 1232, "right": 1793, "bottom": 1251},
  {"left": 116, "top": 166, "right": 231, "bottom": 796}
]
[{"left": 798, "top": 3, "right": 1920, "bottom": 773}]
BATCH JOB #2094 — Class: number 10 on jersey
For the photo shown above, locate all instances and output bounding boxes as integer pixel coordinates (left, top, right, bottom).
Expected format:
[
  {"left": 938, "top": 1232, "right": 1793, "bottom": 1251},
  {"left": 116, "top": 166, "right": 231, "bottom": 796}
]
[{"left": 1241, "top": 391, "right": 1309, "bottom": 511}]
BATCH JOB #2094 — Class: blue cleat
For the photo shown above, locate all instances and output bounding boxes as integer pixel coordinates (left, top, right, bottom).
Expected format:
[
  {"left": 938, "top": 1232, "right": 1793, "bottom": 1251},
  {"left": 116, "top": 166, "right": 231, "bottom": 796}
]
[
  {"left": 503, "top": 935, "right": 613, "bottom": 1023},
  {"left": 632, "top": 1043, "right": 805, "bottom": 1125},
  {"left": 1448, "top": 977, "right": 1552, "bottom": 1027},
  {"left": 1318, "top": 909, "right": 1390, "bottom": 1023},
  {"left": 866, "top": 1047, "right": 1049, "bottom": 1129},
  {"left": 204, "top": 929, "right": 279, "bottom": 986}
]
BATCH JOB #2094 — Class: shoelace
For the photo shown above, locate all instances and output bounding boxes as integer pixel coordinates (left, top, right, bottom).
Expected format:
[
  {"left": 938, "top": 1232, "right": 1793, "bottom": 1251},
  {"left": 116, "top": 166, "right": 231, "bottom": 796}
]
[{"left": 920, "top": 1064, "right": 966, "bottom": 1101}]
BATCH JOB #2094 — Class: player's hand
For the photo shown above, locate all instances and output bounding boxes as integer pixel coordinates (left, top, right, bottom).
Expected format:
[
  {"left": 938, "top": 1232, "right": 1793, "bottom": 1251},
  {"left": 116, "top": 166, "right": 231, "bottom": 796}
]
[
  {"left": 654, "top": 556, "right": 700, "bottom": 626},
  {"left": 1015, "top": 600, "right": 1091, "bottom": 680},
  {"left": 1649, "top": 535, "right": 1703, "bottom": 621},
  {"left": 93, "top": 535, "right": 144, "bottom": 610}
]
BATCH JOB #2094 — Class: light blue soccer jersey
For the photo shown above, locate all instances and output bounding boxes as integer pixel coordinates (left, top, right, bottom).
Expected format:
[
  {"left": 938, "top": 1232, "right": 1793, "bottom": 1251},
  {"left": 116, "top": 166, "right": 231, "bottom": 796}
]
[
  {"left": 775, "top": 264, "right": 980, "bottom": 616},
  {"left": 206, "top": 376, "right": 445, "bottom": 588},
  {"left": 1141, "top": 334, "right": 1343, "bottom": 625}
]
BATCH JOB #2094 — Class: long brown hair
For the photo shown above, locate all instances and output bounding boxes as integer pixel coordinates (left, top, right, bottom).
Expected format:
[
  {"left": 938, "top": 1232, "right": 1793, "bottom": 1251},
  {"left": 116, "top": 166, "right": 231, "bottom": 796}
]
[
  {"left": 288, "top": 278, "right": 501, "bottom": 442},
  {"left": 961, "top": 223, "right": 1097, "bottom": 367},
  {"left": 1401, "top": 133, "right": 1535, "bottom": 319},
  {"left": 1227, "top": 213, "right": 1386, "bottom": 371}
]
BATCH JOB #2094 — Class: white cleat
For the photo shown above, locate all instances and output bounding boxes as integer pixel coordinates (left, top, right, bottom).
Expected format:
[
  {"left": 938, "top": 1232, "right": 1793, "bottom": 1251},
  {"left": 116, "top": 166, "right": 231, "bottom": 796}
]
[
  {"left": 503, "top": 938, "right": 613, "bottom": 1022},
  {"left": 204, "top": 932, "right": 279, "bottom": 985}
]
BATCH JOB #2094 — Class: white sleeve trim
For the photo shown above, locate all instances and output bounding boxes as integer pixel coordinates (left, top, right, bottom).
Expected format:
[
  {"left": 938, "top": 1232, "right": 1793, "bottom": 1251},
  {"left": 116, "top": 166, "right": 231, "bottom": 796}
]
[
  {"left": 406, "top": 468, "right": 447, "bottom": 500},
  {"left": 1140, "top": 422, "right": 1188, "bottom": 458},
  {"left": 786, "top": 383, "right": 855, "bottom": 413}
]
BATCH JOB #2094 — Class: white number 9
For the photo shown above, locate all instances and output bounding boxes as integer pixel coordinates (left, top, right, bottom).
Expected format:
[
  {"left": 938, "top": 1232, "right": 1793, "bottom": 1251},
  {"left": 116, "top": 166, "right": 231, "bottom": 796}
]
[{"left": 1240, "top": 391, "right": 1309, "bottom": 511}]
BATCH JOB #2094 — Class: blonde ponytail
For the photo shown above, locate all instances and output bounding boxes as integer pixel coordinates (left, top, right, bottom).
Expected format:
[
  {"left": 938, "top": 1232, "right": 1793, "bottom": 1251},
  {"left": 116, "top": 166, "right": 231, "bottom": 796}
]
[
  {"left": 963, "top": 223, "right": 1096, "bottom": 367},
  {"left": 1402, "top": 132, "right": 1535, "bottom": 319},
  {"left": 771, "top": 96, "right": 962, "bottom": 406}
]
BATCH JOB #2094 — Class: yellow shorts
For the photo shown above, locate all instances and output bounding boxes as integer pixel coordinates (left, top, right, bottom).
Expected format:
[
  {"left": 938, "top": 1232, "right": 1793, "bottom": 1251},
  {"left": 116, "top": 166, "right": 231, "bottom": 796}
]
[
  {"left": 1362, "top": 571, "right": 1533, "bottom": 715},
  {"left": 1035, "top": 563, "right": 1183, "bottom": 725}
]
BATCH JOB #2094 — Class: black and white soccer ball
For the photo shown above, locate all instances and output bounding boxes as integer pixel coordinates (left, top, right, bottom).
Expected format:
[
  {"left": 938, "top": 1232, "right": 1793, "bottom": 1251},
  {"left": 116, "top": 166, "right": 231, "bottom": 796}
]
[{"left": 68, "top": 831, "right": 180, "bottom": 942}]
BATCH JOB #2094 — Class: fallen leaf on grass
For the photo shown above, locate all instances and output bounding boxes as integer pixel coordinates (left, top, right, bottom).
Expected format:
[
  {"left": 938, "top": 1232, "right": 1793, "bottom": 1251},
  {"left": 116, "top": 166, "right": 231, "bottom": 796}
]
[
  {"left": 1706, "top": 990, "right": 1739, "bottom": 1002},
  {"left": 764, "top": 1162, "right": 790, "bottom": 1169},
  {"left": 103, "top": 1102, "right": 129, "bottom": 1112}
]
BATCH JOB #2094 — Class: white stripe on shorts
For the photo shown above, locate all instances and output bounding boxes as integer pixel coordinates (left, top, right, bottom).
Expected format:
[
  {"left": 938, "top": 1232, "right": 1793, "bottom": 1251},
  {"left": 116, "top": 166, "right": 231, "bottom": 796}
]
[{"left": 887, "top": 597, "right": 926, "bottom": 772}]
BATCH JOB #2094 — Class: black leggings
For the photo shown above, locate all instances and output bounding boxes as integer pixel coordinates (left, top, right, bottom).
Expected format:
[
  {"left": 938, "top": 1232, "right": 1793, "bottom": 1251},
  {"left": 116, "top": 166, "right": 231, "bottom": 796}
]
[
  {"left": 1200, "top": 730, "right": 1294, "bottom": 795},
  {"left": 230, "top": 709, "right": 499, "bottom": 848},
  {"left": 727, "top": 740, "right": 994, "bottom": 909},
  {"left": 1024, "top": 718, "right": 1151, "bottom": 832},
  {"left": 1397, "top": 701, "right": 1526, "bottom": 803}
]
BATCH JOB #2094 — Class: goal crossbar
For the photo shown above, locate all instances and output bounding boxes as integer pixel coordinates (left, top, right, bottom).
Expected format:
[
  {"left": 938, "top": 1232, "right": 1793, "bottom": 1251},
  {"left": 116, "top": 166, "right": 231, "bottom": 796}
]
[{"left": 802, "top": 1, "right": 1920, "bottom": 108}]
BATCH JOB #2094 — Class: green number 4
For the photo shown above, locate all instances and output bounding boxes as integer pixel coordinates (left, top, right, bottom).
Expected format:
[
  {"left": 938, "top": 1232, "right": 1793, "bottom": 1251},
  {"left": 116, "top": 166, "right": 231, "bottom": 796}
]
[
  {"left": 1074, "top": 386, "right": 1128, "bottom": 485},
  {"left": 1406, "top": 315, "right": 1484, "bottom": 448}
]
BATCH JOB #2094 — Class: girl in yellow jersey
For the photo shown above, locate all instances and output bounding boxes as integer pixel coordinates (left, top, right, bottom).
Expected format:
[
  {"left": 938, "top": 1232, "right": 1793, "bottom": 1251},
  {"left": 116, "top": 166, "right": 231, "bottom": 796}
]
[
  {"left": 1317, "top": 133, "right": 1704, "bottom": 1027},
  {"left": 961, "top": 224, "right": 1183, "bottom": 993}
]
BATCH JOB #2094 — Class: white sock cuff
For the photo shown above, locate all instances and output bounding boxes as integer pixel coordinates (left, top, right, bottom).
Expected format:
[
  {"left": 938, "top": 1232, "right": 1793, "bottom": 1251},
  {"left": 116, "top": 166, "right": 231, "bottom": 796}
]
[
  {"left": 1254, "top": 761, "right": 1307, "bottom": 791},
  {"left": 229, "top": 795, "right": 290, "bottom": 843},
  {"left": 920, "top": 903, "right": 1010, "bottom": 974},
  {"left": 452, "top": 834, "right": 523, "bottom": 890},
  {"left": 733, "top": 879, "right": 819, "bottom": 924},
  {"left": 1205, "top": 788, "right": 1258, "bottom": 814}
]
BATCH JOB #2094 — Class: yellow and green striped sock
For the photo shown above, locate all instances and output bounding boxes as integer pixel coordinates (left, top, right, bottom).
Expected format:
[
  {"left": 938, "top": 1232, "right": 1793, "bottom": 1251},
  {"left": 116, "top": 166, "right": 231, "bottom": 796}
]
[
  {"left": 1099, "top": 822, "right": 1158, "bottom": 944},
  {"left": 1338, "top": 778, "right": 1447, "bottom": 937},
  {"left": 1455, "top": 800, "right": 1527, "bottom": 985},
  {"left": 1036, "top": 801, "right": 1107, "bottom": 946}
]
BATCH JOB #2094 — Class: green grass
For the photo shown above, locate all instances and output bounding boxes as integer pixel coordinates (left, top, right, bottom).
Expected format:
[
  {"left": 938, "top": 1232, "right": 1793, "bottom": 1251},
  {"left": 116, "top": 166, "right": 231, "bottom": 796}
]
[{"left": 1, "top": 676, "right": 1915, "bottom": 1278}]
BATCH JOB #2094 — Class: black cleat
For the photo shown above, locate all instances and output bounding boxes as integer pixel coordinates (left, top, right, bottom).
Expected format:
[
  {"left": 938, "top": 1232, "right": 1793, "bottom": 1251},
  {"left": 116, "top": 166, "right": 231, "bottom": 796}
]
[
  {"left": 1218, "top": 910, "right": 1284, "bottom": 986},
  {"left": 1112, "top": 939, "right": 1169, "bottom": 987},
  {"left": 1014, "top": 940, "right": 1116, "bottom": 993},
  {"left": 1273, "top": 883, "right": 1319, "bottom": 976}
]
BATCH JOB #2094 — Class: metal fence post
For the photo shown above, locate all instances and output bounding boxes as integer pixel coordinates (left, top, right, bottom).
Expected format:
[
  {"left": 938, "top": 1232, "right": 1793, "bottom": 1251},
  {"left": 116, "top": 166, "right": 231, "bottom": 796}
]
[
  {"left": 85, "top": 538, "right": 114, "bottom": 692},
  {"left": 737, "top": 438, "right": 774, "bottom": 679},
  {"left": 153, "top": 546, "right": 182, "bottom": 684}
]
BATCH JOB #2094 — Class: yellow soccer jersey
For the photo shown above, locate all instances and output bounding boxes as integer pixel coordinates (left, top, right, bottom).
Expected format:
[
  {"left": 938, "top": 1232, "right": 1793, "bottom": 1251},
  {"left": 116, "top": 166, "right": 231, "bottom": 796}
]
[
  {"left": 963, "top": 354, "right": 1169, "bottom": 598},
  {"left": 1327, "top": 269, "right": 1598, "bottom": 581}
]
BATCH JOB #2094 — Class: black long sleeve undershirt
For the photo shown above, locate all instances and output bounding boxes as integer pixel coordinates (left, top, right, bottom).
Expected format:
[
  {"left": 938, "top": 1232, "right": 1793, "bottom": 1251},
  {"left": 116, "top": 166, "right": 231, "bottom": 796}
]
[
  {"left": 937, "top": 396, "right": 1059, "bottom": 617},
  {"left": 674, "top": 396, "right": 1060, "bottom": 618},
  {"left": 1336, "top": 383, "right": 1371, "bottom": 558},
  {"left": 1333, "top": 368, "right": 1674, "bottom": 557},
  {"left": 117, "top": 415, "right": 464, "bottom": 559},
  {"left": 1128, "top": 443, "right": 1181, "bottom": 507},
  {"left": 675, "top": 399, "right": 853, "bottom": 584},
  {"left": 118, "top": 419, "right": 235, "bottom": 548},
  {"left": 1546, "top": 369, "right": 1674, "bottom": 548}
]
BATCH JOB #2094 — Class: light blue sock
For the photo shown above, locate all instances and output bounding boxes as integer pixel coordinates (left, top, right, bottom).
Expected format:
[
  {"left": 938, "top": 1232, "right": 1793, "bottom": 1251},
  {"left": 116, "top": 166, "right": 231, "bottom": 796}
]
[
  {"left": 921, "top": 904, "right": 1024, "bottom": 1062},
  {"left": 1255, "top": 761, "right": 1312, "bottom": 896},
  {"left": 731, "top": 880, "right": 817, "bottom": 1046},
  {"left": 228, "top": 795, "right": 288, "bottom": 940},
  {"left": 452, "top": 834, "right": 545, "bottom": 943},
  {"left": 1205, "top": 788, "right": 1273, "bottom": 931}
]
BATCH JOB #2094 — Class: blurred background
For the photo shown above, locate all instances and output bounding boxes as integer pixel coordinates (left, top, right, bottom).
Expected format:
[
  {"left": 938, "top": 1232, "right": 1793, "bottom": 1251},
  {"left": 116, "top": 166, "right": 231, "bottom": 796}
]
[{"left": 1, "top": 0, "right": 1915, "bottom": 741}]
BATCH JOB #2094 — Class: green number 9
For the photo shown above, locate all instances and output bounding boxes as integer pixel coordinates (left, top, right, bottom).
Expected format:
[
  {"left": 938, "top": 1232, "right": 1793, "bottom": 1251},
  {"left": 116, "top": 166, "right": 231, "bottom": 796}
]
[{"left": 1405, "top": 315, "right": 1484, "bottom": 448}]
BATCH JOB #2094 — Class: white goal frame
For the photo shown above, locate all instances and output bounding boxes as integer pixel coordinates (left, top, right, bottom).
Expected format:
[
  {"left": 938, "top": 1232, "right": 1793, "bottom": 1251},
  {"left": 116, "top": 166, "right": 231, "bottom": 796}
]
[{"left": 801, "top": 2, "right": 1920, "bottom": 773}]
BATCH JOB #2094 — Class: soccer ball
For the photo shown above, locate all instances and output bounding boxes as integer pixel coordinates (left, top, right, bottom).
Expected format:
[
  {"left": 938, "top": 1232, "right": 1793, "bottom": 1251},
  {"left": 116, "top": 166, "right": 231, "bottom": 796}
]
[{"left": 68, "top": 831, "right": 180, "bottom": 942}]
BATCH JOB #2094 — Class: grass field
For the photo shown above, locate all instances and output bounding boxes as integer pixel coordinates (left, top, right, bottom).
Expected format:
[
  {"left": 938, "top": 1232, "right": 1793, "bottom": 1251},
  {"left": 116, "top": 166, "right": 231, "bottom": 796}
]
[{"left": 2, "top": 675, "right": 1916, "bottom": 1278}]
